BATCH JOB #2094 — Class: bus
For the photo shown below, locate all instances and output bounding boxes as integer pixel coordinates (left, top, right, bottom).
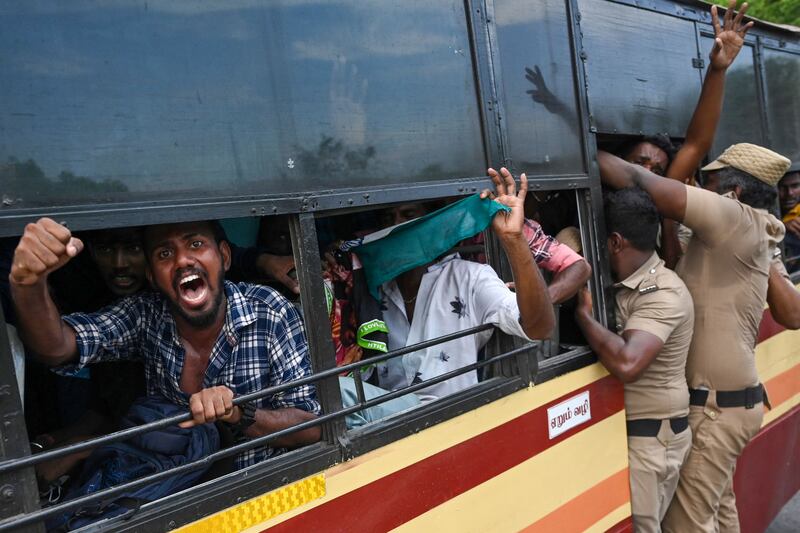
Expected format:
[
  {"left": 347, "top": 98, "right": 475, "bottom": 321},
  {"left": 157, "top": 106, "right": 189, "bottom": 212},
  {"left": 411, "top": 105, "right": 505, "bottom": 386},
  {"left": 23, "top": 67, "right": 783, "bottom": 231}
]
[{"left": 0, "top": 0, "right": 798, "bottom": 531}]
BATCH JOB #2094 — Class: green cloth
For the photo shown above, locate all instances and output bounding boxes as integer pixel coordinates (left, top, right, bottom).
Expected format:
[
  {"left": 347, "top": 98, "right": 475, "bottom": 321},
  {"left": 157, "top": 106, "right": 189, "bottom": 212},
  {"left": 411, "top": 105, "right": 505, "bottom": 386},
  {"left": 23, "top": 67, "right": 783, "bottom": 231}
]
[
  {"left": 354, "top": 194, "right": 510, "bottom": 300},
  {"left": 219, "top": 218, "right": 259, "bottom": 247}
]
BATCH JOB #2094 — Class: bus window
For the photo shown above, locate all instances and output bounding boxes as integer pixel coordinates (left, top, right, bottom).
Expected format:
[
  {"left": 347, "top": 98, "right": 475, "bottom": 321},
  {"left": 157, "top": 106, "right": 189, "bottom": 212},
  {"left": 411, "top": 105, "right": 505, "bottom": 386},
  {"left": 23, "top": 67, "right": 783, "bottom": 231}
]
[
  {"left": 494, "top": 0, "right": 585, "bottom": 176},
  {"left": 521, "top": 189, "right": 591, "bottom": 359},
  {"left": 698, "top": 36, "right": 764, "bottom": 155},
  {"left": 0, "top": 0, "right": 485, "bottom": 211},
  {"left": 763, "top": 49, "right": 800, "bottom": 166},
  {"left": 577, "top": 0, "right": 701, "bottom": 137},
  {"left": 779, "top": 167, "right": 800, "bottom": 275}
]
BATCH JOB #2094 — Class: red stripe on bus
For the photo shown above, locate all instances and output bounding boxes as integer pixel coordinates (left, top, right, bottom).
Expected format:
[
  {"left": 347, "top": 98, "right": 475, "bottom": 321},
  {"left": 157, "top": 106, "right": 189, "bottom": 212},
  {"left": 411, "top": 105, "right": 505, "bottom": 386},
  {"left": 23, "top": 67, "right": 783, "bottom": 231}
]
[
  {"left": 735, "top": 403, "right": 800, "bottom": 533},
  {"left": 605, "top": 516, "right": 634, "bottom": 533},
  {"left": 758, "top": 307, "right": 785, "bottom": 344},
  {"left": 764, "top": 363, "right": 800, "bottom": 410},
  {"left": 265, "top": 375, "right": 624, "bottom": 533},
  {"left": 521, "top": 467, "right": 629, "bottom": 533}
]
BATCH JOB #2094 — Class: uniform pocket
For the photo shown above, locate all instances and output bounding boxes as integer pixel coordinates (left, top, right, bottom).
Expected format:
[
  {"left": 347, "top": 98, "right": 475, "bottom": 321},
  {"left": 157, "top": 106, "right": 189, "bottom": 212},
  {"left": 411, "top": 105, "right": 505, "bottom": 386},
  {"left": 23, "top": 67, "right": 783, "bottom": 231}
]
[{"left": 690, "top": 406, "right": 718, "bottom": 451}]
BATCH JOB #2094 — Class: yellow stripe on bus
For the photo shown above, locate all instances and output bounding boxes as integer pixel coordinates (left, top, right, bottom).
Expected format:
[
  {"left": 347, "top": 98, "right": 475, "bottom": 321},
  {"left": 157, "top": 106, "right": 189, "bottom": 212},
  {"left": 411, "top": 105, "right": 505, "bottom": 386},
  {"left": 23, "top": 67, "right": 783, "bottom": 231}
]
[
  {"left": 253, "top": 364, "right": 613, "bottom": 530},
  {"left": 587, "top": 503, "right": 631, "bottom": 533},
  {"left": 176, "top": 474, "right": 325, "bottom": 533},
  {"left": 756, "top": 328, "right": 800, "bottom": 382},
  {"left": 392, "top": 411, "right": 629, "bottom": 533},
  {"left": 756, "top": 326, "right": 800, "bottom": 427}
]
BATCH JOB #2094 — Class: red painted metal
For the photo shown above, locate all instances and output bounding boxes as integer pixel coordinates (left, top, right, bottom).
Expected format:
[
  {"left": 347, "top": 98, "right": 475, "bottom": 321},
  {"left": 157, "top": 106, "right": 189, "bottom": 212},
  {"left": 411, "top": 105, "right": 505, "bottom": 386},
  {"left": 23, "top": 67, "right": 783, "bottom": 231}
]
[
  {"left": 758, "top": 307, "right": 785, "bottom": 344},
  {"left": 604, "top": 516, "right": 633, "bottom": 533},
  {"left": 734, "top": 404, "right": 800, "bottom": 533},
  {"left": 266, "top": 375, "right": 624, "bottom": 532}
]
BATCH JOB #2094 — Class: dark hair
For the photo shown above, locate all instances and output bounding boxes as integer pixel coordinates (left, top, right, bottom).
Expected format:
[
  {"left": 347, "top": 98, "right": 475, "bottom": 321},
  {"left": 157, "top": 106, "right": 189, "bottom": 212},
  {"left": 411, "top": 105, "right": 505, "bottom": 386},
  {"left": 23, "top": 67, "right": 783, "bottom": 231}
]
[
  {"left": 603, "top": 187, "right": 659, "bottom": 252},
  {"left": 142, "top": 220, "right": 229, "bottom": 258},
  {"left": 206, "top": 220, "right": 228, "bottom": 244},
  {"left": 715, "top": 167, "right": 777, "bottom": 211},
  {"left": 619, "top": 133, "right": 677, "bottom": 166}
]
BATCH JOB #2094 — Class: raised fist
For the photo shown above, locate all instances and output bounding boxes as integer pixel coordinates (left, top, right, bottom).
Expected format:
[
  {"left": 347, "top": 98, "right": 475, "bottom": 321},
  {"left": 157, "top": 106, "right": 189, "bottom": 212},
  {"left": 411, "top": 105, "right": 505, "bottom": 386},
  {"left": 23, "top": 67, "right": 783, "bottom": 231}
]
[{"left": 10, "top": 218, "right": 83, "bottom": 286}]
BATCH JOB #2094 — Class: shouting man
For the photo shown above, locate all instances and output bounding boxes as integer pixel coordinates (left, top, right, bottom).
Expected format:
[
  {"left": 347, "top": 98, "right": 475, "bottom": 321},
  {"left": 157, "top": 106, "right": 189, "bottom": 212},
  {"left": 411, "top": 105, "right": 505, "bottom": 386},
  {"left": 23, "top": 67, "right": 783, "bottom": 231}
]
[{"left": 10, "top": 219, "right": 321, "bottom": 470}]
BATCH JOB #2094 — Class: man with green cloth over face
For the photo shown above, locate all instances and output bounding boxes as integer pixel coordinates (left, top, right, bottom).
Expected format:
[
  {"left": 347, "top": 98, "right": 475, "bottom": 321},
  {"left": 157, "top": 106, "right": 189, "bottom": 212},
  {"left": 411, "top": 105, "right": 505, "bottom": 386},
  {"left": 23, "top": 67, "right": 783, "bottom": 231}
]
[{"left": 354, "top": 168, "right": 555, "bottom": 400}]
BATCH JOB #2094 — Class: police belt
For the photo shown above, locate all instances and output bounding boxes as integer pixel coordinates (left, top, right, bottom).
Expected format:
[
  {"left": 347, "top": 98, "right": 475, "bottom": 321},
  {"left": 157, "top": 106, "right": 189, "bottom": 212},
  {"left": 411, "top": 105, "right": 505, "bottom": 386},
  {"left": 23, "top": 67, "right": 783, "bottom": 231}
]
[
  {"left": 689, "top": 384, "right": 764, "bottom": 410},
  {"left": 626, "top": 416, "right": 689, "bottom": 437}
]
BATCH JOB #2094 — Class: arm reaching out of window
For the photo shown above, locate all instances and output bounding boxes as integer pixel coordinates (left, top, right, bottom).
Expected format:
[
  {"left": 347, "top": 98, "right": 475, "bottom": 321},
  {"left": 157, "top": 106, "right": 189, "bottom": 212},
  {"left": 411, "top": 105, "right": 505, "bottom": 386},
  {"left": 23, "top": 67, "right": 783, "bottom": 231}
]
[
  {"left": 481, "top": 168, "right": 555, "bottom": 339},
  {"left": 10, "top": 218, "right": 81, "bottom": 365},
  {"left": 598, "top": 151, "right": 688, "bottom": 223}
]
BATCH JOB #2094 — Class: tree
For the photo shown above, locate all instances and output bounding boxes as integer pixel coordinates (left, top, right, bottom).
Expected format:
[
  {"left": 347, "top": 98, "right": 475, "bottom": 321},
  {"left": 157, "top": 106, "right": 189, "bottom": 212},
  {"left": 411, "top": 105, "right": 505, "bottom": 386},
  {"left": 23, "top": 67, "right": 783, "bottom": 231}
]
[{"left": 712, "top": 0, "right": 800, "bottom": 27}]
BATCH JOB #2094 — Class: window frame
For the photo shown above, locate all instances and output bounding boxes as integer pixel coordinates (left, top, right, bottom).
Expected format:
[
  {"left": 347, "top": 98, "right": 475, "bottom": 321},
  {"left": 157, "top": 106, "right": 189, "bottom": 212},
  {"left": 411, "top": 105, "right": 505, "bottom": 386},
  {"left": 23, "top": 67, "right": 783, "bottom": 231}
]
[{"left": 8, "top": 0, "right": 798, "bottom": 529}]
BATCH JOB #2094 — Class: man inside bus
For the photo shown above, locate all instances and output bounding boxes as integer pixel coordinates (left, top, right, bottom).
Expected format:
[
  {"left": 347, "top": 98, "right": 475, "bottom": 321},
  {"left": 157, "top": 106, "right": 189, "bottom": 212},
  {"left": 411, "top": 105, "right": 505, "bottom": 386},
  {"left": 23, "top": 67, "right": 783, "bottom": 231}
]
[
  {"left": 28, "top": 227, "right": 148, "bottom": 487},
  {"left": 597, "top": 143, "right": 790, "bottom": 533},
  {"left": 778, "top": 164, "right": 800, "bottom": 266},
  {"left": 575, "top": 187, "right": 693, "bottom": 532},
  {"left": 9, "top": 218, "right": 321, "bottom": 471},
  {"left": 370, "top": 168, "right": 555, "bottom": 399}
]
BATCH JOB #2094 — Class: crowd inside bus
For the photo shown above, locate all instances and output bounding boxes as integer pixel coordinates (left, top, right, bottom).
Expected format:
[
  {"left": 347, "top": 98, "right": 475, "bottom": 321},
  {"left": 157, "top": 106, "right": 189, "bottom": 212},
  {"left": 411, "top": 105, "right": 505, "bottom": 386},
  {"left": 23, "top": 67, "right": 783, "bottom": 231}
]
[{"left": 1, "top": 1, "right": 799, "bottom": 532}]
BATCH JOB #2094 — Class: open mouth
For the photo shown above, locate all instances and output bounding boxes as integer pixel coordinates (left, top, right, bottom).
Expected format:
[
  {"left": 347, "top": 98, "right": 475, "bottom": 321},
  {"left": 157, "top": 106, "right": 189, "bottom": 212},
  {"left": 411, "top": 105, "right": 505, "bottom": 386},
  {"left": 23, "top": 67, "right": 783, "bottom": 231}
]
[{"left": 178, "top": 273, "right": 208, "bottom": 306}]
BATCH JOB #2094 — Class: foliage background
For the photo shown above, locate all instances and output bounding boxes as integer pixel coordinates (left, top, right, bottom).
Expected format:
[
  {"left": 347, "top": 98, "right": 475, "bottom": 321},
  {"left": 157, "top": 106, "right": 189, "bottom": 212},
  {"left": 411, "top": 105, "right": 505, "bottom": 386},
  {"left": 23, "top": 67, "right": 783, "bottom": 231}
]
[{"left": 711, "top": 0, "right": 800, "bottom": 27}]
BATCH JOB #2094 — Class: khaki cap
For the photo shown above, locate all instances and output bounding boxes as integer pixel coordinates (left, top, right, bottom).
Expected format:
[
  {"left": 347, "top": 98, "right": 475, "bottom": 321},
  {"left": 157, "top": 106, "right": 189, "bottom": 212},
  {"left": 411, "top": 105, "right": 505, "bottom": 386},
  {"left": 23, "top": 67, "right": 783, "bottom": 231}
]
[{"left": 701, "top": 143, "right": 791, "bottom": 187}]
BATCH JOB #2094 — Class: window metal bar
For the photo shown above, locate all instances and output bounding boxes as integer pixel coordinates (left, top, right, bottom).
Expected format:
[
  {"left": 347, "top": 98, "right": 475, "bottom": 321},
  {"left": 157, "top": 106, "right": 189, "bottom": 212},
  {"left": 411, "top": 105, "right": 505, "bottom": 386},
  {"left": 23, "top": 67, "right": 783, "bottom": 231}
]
[
  {"left": 353, "top": 369, "right": 367, "bottom": 406},
  {"left": 0, "top": 342, "right": 532, "bottom": 531},
  {"left": 289, "top": 212, "right": 346, "bottom": 446},
  {"left": 0, "top": 323, "right": 497, "bottom": 476},
  {"left": 0, "top": 307, "right": 42, "bottom": 530}
]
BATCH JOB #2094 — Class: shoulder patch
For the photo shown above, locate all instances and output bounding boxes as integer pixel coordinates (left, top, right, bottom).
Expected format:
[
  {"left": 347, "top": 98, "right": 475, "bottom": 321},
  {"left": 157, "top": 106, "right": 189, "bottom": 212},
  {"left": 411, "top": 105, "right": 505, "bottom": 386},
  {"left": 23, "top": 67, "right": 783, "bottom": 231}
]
[{"left": 638, "top": 284, "right": 659, "bottom": 294}]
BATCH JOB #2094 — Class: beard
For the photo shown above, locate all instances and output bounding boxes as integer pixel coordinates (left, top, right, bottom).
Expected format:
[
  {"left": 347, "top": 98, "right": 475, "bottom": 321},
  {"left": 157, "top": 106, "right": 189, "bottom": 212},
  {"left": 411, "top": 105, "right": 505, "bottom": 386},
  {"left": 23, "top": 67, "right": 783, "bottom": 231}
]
[{"left": 168, "top": 269, "right": 226, "bottom": 328}]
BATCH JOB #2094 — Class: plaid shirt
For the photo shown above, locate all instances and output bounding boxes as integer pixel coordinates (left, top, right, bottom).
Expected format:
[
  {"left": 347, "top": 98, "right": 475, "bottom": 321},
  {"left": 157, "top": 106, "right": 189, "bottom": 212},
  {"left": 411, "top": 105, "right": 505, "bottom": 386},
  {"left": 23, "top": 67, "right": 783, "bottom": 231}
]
[{"left": 63, "top": 281, "right": 320, "bottom": 470}]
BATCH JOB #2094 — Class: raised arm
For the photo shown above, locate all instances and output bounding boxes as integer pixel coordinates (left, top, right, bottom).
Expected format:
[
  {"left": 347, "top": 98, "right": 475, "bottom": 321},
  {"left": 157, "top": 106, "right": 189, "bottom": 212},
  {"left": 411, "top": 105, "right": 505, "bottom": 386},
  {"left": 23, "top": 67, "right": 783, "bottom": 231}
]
[
  {"left": 9, "top": 218, "right": 81, "bottom": 365},
  {"left": 574, "top": 288, "right": 663, "bottom": 383},
  {"left": 523, "top": 221, "right": 592, "bottom": 304},
  {"left": 483, "top": 168, "right": 555, "bottom": 339},
  {"left": 598, "top": 151, "right": 688, "bottom": 223},
  {"left": 667, "top": 1, "right": 752, "bottom": 183}
]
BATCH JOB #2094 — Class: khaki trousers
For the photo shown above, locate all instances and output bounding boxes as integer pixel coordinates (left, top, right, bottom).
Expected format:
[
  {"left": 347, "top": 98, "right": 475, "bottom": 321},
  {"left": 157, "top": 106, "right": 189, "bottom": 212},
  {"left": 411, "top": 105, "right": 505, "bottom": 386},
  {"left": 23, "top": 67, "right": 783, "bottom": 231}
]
[
  {"left": 661, "top": 391, "right": 763, "bottom": 533},
  {"left": 628, "top": 420, "right": 692, "bottom": 533}
]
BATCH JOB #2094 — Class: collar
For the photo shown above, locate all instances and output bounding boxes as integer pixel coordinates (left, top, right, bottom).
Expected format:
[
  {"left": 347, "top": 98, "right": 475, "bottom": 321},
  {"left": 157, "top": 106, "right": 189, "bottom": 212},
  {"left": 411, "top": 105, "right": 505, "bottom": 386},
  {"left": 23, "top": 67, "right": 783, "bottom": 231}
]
[
  {"left": 159, "top": 280, "right": 256, "bottom": 346},
  {"left": 615, "top": 252, "right": 662, "bottom": 290},
  {"left": 424, "top": 253, "right": 460, "bottom": 273},
  {"left": 222, "top": 281, "right": 257, "bottom": 344},
  {"left": 784, "top": 203, "right": 800, "bottom": 223}
]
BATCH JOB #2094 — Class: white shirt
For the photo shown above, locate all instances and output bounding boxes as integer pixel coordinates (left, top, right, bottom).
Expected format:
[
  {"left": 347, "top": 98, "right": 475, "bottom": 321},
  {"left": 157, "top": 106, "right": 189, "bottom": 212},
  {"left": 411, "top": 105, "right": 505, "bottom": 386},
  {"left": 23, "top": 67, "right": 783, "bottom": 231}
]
[{"left": 376, "top": 254, "right": 530, "bottom": 399}]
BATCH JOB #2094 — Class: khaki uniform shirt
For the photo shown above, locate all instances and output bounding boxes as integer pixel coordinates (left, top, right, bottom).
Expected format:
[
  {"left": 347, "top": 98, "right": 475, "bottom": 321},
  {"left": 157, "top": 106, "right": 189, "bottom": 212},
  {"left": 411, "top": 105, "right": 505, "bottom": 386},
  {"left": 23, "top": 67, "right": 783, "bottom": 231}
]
[
  {"left": 676, "top": 186, "right": 785, "bottom": 390},
  {"left": 772, "top": 249, "right": 791, "bottom": 281},
  {"left": 615, "top": 252, "right": 694, "bottom": 420}
]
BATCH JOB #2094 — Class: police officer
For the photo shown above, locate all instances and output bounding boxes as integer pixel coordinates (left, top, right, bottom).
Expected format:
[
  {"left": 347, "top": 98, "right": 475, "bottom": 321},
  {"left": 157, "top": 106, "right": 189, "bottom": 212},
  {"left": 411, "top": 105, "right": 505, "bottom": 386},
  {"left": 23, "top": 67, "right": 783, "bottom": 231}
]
[
  {"left": 598, "top": 143, "right": 791, "bottom": 532},
  {"left": 576, "top": 187, "right": 693, "bottom": 532}
]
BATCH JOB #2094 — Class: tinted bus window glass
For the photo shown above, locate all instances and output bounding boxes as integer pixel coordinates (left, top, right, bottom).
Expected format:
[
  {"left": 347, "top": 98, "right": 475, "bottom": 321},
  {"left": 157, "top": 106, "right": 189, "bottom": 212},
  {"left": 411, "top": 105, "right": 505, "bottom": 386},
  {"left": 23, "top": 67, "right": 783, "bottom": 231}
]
[
  {"left": 578, "top": 0, "right": 701, "bottom": 137},
  {"left": 700, "top": 37, "right": 763, "bottom": 155},
  {"left": 494, "top": 0, "right": 584, "bottom": 175},
  {"left": 0, "top": 1, "right": 484, "bottom": 210},
  {"left": 763, "top": 49, "right": 800, "bottom": 164}
]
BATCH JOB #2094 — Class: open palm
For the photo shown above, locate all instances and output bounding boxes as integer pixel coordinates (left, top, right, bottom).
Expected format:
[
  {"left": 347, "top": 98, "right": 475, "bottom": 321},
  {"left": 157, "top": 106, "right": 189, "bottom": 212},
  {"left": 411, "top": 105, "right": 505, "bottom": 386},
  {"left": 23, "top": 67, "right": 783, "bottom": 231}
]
[{"left": 709, "top": 1, "right": 753, "bottom": 71}]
